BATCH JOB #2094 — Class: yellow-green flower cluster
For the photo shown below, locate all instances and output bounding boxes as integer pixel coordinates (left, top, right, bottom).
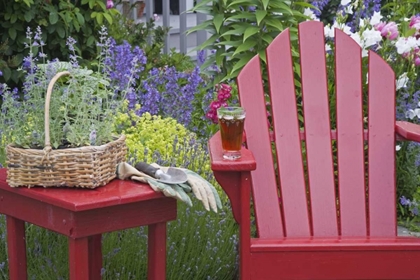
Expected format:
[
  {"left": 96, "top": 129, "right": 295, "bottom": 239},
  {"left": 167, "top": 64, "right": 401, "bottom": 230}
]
[{"left": 114, "top": 106, "right": 209, "bottom": 171}]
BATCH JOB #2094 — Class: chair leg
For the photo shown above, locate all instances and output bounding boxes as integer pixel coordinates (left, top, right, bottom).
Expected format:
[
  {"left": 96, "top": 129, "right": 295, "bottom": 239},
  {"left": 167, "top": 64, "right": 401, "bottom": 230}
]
[
  {"left": 88, "top": 234, "right": 102, "bottom": 280},
  {"left": 6, "top": 216, "right": 27, "bottom": 280},
  {"left": 69, "top": 237, "right": 90, "bottom": 280},
  {"left": 148, "top": 222, "right": 167, "bottom": 280}
]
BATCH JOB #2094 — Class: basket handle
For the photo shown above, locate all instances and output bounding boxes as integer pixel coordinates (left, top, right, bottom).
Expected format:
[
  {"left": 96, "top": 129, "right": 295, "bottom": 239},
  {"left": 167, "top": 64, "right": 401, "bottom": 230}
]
[{"left": 44, "top": 71, "right": 71, "bottom": 151}]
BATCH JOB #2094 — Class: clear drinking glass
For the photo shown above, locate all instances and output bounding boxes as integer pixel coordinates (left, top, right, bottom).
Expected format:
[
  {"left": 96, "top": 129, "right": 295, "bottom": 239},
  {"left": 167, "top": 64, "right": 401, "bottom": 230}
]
[{"left": 217, "top": 107, "right": 246, "bottom": 160}]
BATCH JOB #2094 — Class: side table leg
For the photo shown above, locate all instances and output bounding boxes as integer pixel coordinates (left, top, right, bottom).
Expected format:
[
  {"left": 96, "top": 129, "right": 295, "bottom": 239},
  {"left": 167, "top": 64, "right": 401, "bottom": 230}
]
[
  {"left": 6, "top": 216, "right": 27, "bottom": 280},
  {"left": 88, "top": 234, "right": 102, "bottom": 280},
  {"left": 148, "top": 222, "right": 167, "bottom": 280},
  {"left": 69, "top": 237, "right": 89, "bottom": 280}
]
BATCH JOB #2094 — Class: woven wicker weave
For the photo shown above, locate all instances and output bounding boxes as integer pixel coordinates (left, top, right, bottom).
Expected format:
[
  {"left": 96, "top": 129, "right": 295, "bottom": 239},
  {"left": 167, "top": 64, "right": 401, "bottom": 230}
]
[{"left": 6, "top": 71, "right": 127, "bottom": 188}]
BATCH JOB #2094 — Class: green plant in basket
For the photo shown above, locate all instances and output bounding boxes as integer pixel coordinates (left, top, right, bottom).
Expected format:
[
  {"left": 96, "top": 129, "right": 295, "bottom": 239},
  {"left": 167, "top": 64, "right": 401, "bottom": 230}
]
[{"left": 0, "top": 27, "right": 142, "bottom": 165}]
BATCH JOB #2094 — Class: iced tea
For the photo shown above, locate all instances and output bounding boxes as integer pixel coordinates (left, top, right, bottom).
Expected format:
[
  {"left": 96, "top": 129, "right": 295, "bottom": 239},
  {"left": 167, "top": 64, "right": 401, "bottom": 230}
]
[{"left": 217, "top": 107, "right": 246, "bottom": 160}]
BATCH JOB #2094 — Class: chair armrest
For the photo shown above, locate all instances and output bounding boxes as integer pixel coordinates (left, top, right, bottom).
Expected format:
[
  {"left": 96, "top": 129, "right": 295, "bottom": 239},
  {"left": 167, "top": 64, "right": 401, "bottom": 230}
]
[
  {"left": 396, "top": 121, "right": 420, "bottom": 142},
  {"left": 208, "top": 131, "right": 256, "bottom": 172}
]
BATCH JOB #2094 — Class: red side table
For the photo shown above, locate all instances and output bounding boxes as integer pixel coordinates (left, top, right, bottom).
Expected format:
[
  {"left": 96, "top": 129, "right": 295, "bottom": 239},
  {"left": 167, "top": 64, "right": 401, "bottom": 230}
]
[{"left": 0, "top": 168, "right": 177, "bottom": 280}]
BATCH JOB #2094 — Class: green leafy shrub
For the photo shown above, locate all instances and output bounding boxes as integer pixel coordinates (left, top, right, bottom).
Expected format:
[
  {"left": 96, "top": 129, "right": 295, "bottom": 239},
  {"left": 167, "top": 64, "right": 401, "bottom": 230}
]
[
  {"left": 190, "top": 0, "right": 308, "bottom": 84},
  {"left": 114, "top": 104, "right": 211, "bottom": 174},
  {"left": 0, "top": 0, "right": 118, "bottom": 86}
]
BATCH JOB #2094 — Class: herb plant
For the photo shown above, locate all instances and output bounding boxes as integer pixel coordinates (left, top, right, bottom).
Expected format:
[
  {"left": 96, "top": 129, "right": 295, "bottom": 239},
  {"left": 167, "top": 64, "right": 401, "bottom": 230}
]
[{"left": 0, "top": 26, "right": 142, "bottom": 162}]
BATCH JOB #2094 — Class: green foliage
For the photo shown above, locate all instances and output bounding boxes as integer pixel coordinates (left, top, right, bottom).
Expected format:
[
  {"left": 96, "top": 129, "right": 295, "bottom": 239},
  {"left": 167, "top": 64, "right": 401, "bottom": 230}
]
[
  {"left": 190, "top": 0, "right": 307, "bottom": 84},
  {"left": 396, "top": 142, "right": 420, "bottom": 210},
  {"left": 114, "top": 106, "right": 211, "bottom": 174},
  {"left": 108, "top": 13, "right": 195, "bottom": 72},
  {"left": 0, "top": 28, "right": 137, "bottom": 160},
  {"left": 0, "top": 0, "right": 119, "bottom": 87},
  {"left": 381, "top": 0, "right": 420, "bottom": 20}
]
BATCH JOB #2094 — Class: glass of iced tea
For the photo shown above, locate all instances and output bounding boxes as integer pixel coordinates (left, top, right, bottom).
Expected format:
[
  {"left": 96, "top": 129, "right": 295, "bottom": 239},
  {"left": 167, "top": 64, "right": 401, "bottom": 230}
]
[{"left": 217, "top": 106, "right": 246, "bottom": 160}]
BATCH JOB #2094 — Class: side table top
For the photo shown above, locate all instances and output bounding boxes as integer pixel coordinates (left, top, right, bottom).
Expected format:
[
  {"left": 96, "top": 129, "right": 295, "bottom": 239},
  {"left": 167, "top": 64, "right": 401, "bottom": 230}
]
[{"left": 0, "top": 168, "right": 165, "bottom": 211}]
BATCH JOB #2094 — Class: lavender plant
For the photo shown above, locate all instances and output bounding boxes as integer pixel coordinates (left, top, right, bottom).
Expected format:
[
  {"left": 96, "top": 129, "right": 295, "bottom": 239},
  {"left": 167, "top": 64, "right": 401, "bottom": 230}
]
[{"left": 0, "top": 26, "right": 142, "bottom": 164}]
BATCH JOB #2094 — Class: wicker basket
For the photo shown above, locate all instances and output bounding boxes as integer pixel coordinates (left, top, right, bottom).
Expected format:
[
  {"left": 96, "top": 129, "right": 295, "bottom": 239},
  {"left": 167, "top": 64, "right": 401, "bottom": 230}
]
[{"left": 6, "top": 71, "right": 127, "bottom": 188}]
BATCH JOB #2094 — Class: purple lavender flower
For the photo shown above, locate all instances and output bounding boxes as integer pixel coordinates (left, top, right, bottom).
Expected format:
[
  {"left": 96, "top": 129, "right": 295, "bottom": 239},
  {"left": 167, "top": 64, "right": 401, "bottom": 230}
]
[
  {"left": 248, "top": 6, "right": 256, "bottom": 12},
  {"left": 311, "top": 0, "right": 330, "bottom": 17},
  {"left": 400, "top": 196, "right": 411, "bottom": 206},
  {"left": 104, "top": 38, "right": 146, "bottom": 108},
  {"left": 0, "top": 71, "right": 2, "bottom": 76}
]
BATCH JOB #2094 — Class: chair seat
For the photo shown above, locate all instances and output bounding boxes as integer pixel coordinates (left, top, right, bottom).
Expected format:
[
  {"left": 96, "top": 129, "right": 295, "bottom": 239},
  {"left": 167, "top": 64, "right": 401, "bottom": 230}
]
[
  {"left": 249, "top": 236, "right": 420, "bottom": 280},
  {"left": 251, "top": 236, "right": 420, "bottom": 251}
]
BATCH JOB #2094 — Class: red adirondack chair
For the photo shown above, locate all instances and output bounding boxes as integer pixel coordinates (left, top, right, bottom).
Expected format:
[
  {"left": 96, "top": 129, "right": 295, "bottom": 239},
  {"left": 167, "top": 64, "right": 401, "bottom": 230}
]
[{"left": 209, "top": 21, "right": 420, "bottom": 279}]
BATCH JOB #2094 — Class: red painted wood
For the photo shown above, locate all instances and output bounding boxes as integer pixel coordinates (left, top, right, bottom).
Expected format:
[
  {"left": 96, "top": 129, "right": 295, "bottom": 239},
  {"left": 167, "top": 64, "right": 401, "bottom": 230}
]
[
  {"left": 0, "top": 188, "right": 176, "bottom": 238},
  {"left": 69, "top": 237, "right": 90, "bottom": 280},
  {"left": 266, "top": 29, "right": 310, "bottom": 237},
  {"left": 251, "top": 236, "right": 420, "bottom": 249},
  {"left": 270, "top": 129, "right": 373, "bottom": 142},
  {"left": 239, "top": 172, "right": 252, "bottom": 280},
  {"left": 6, "top": 216, "right": 27, "bottom": 280},
  {"left": 148, "top": 222, "right": 166, "bottom": 280},
  {"left": 335, "top": 29, "right": 367, "bottom": 236},
  {"left": 367, "top": 51, "right": 396, "bottom": 237},
  {"left": 209, "top": 21, "right": 420, "bottom": 280},
  {"left": 298, "top": 21, "right": 338, "bottom": 236},
  {"left": 237, "top": 55, "right": 284, "bottom": 239},
  {"left": 212, "top": 171, "right": 242, "bottom": 224},
  {"left": 0, "top": 168, "right": 177, "bottom": 280},
  {"left": 88, "top": 234, "right": 102, "bottom": 280},
  {"left": 1, "top": 169, "right": 165, "bottom": 211},
  {"left": 249, "top": 241, "right": 420, "bottom": 280},
  {"left": 396, "top": 121, "right": 420, "bottom": 141}
]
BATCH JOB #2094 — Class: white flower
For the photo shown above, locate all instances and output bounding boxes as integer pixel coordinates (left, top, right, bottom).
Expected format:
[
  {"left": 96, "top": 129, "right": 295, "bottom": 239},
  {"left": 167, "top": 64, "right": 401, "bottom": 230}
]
[
  {"left": 405, "top": 109, "right": 420, "bottom": 119},
  {"left": 333, "top": 21, "right": 352, "bottom": 35},
  {"left": 341, "top": 0, "right": 351, "bottom": 5},
  {"left": 396, "top": 72, "right": 409, "bottom": 90},
  {"left": 362, "top": 28, "right": 382, "bottom": 48},
  {"left": 349, "top": 32, "right": 369, "bottom": 57},
  {"left": 359, "top": 18, "right": 366, "bottom": 28},
  {"left": 396, "top": 145, "right": 401, "bottom": 151},
  {"left": 303, "top": 8, "right": 318, "bottom": 21},
  {"left": 395, "top": 37, "right": 420, "bottom": 54},
  {"left": 325, "top": 43, "right": 331, "bottom": 52},
  {"left": 350, "top": 32, "right": 362, "bottom": 47},
  {"left": 344, "top": 5, "right": 353, "bottom": 15},
  {"left": 370, "top": 11, "right": 383, "bottom": 26},
  {"left": 324, "top": 25, "right": 335, "bottom": 38}
]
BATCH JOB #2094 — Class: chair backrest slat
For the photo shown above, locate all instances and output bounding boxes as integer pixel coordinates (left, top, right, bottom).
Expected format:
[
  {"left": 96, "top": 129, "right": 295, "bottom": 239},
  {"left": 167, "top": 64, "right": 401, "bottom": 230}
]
[
  {"left": 237, "top": 21, "right": 398, "bottom": 239},
  {"left": 237, "top": 56, "right": 284, "bottom": 238},
  {"left": 266, "top": 29, "right": 311, "bottom": 237},
  {"left": 367, "top": 51, "right": 396, "bottom": 237},
  {"left": 298, "top": 21, "right": 338, "bottom": 236},
  {"left": 335, "top": 29, "right": 367, "bottom": 236}
]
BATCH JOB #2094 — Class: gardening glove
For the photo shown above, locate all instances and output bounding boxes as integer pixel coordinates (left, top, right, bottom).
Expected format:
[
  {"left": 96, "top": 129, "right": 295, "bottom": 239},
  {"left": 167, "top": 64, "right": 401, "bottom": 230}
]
[
  {"left": 156, "top": 165, "right": 223, "bottom": 213},
  {"left": 156, "top": 165, "right": 222, "bottom": 213},
  {"left": 116, "top": 162, "right": 192, "bottom": 206},
  {"left": 181, "top": 168, "right": 223, "bottom": 213}
]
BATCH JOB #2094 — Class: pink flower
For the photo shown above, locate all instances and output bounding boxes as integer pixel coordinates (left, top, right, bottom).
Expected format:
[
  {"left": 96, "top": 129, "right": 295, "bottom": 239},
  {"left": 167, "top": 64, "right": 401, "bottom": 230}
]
[
  {"left": 375, "top": 22, "right": 386, "bottom": 32},
  {"left": 380, "top": 22, "right": 399, "bottom": 40},
  {"left": 415, "top": 56, "right": 420, "bottom": 66},
  {"left": 410, "top": 16, "right": 420, "bottom": 30},
  {"left": 210, "top": 100, "right": 222, "bottom": 110},
  {"left": 217, "top": 91, "right": 231, "bottom": 101},
  {"left": 106, "top": 0, "right": 114, "bottom": 9},
  {"left": 220, "top": 84, "right": 232, "bottom": 92}
]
